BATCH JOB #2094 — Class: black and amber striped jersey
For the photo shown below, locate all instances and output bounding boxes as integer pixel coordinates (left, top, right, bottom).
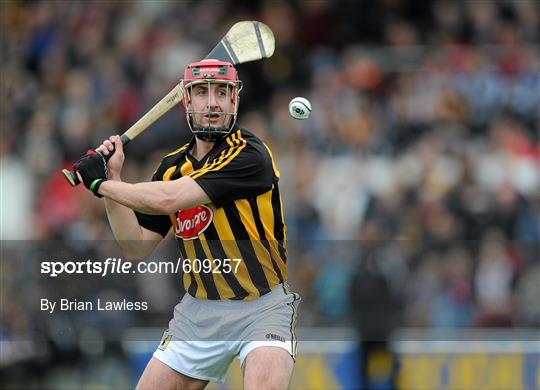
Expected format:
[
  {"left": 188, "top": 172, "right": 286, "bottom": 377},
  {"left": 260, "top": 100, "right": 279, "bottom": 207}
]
[{"left": 135, "top": 127, "right": 287, "bottom": 301}]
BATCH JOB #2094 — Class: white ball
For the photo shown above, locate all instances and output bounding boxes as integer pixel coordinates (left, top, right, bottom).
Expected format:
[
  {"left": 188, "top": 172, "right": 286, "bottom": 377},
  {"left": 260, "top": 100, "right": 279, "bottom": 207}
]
[{"left": 288, "top": 97, "right": 312, "bottom": 120}]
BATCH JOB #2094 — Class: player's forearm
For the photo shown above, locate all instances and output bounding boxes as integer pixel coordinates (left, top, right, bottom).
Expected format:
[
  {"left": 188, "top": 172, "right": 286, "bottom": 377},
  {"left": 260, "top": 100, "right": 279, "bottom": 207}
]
[
  {"left": 98, "top": 176, "right": 209, "bottom": 215},
  {"left": 99, "top": 180, "right": 179, "bottom": 215}
]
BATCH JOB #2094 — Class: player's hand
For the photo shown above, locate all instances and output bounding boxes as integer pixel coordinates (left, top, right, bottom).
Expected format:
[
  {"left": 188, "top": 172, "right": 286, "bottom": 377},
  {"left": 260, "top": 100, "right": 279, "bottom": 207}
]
[
  {"left": 95, "top": 135, "right": 124, "bottom": 180},
  {"left": 73, "top": 151, "right": 108, "bottom": 198}
]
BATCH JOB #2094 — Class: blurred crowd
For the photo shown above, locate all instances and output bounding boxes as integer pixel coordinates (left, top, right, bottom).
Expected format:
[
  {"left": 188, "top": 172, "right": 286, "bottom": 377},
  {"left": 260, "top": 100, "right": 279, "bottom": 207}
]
[{"left": 1, "top": 0, "right": 539, "bottom": 386}]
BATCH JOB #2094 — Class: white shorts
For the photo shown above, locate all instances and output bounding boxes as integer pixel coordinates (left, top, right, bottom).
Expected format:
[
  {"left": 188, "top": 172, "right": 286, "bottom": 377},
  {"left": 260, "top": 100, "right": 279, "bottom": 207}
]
[{"left": 152, "top": 284, "right": 300, "bottom": 383}]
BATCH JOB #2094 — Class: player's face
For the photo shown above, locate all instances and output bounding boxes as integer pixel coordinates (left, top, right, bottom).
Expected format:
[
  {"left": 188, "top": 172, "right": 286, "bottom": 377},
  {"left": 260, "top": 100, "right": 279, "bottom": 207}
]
[{"left": 188, "top": 82, "right": 237, "bottom": 129}]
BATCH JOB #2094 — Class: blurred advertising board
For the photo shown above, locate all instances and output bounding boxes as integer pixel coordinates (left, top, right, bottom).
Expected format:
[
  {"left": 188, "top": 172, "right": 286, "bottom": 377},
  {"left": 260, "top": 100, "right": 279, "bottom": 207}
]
[
  {"left": 123, "top": 327, "right": 539, "bottom": 389},
  {"left": 391, "top": 329, "right": 540, "bottom": 390}
]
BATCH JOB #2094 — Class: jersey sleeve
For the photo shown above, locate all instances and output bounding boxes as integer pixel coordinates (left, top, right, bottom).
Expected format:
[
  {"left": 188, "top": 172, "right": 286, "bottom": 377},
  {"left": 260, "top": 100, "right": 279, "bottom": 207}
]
[
  {"left": 190, "top": 140, "right": 274, "bottom": 208},
  {"left": 133, "top": 161, "right": 173, "bottom": 237},
  {"left": 134, "top": 211, "right": 171, "bottom": 238}
]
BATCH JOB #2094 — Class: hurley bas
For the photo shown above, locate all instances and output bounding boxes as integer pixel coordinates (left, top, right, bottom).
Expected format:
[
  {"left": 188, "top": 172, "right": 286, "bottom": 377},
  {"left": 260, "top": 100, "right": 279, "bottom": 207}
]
[{"left": 41, "top": 298, "right": 148, "bottom": 313}]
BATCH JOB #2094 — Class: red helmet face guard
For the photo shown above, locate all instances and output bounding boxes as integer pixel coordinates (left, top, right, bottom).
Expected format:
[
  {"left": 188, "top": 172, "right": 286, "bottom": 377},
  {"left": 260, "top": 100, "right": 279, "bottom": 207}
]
[{"left": 182, "top": 60, "right": 243, "bottom": 142}]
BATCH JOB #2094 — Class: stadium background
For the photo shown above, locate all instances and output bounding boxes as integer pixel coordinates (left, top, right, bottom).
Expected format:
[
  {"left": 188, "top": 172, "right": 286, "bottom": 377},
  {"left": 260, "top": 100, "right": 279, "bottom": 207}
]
[{"left": 1, "top": 0, "right": 539, "bottom": 389}]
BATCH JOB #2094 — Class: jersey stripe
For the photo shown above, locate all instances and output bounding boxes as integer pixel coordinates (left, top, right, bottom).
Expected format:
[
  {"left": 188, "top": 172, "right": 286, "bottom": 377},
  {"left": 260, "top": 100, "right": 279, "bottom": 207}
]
[
  {"left": 178, "top": 244, "right": 197, "bottom": 297},
  {"left": 186, "top": 134, "right": 238, "bottom": 179},
  {"left": 248, "top": 197, "right": 284, "bottom": 283},
  {"left": 209, "top": 206, "right": 260, "bottom": 298},
  {"left": 192, "top": 240, "right": 220, "bottom": 299},
  {"left": 201, "top": 226, "right": 249, "bottom": 299},
  {"left": 263, "top": 143, "right": 280, "bottom": 178},
  {"left": 162, "top": 166, "right": 177, "bottom": 181},
  {"left": 235, "top": 199, "right": 280, "bottom": 287},
  {"left": 151, "top": 143, "right": 189, "bottom": 178},
  {"left": 259, "top": 145, "right": 287, "bottom": 274},
  {"left": 223, "top": 203, "right": 271, "bottom": 297},
  {"left": 189, "top": 132, "right": 247, "bottom": 179},
  {"left": 271, "top": 184, "right": 287, "bottom": 263},
  {"left": 255, "top": 189, "right": 287, "bottom": 280},
  {"left": 164, "top": 143, "right": 190, "bottom": 158},
  {"left": 184, "top": 240, "right": 207, "bottom": 299},
  {"left": 198, "top": 233, "right": 235, "bottom": 299},
  {"left": 189, "top": 132, "right": 244, "bottom": 179},
  {"left": 190, "top": 135, "right": 239, "bottom": 176},
  {"left": 180, "top": 157, "right": 194, "bottom": 176}
]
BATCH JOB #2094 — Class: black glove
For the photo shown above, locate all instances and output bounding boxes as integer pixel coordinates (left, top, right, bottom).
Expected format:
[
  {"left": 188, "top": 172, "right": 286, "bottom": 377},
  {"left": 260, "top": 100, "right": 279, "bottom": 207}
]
[{"left": 73, "top": 150, "right": 108, "bottom": 197}]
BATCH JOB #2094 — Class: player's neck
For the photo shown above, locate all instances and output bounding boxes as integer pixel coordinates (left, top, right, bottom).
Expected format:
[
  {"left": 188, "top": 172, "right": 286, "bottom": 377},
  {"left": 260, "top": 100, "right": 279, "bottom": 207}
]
[{"left": 192, "top": 138, "right": 215, "bottom": 161}]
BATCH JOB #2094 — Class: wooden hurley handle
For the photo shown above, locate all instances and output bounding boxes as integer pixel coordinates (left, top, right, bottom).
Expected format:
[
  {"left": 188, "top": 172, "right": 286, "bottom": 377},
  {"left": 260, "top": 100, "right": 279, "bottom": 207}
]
[
  {"left": 62, "top": 21, "right": 276, "bottom": 188},
  {"left": 62, "top": 84, "right": 184, "bottom": 187}
]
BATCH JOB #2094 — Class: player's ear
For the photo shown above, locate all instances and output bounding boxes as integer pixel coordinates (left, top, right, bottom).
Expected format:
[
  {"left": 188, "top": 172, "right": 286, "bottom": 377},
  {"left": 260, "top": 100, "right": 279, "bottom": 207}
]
[{"left": 184, "top": 91, "right": 192, "bottom": 108}]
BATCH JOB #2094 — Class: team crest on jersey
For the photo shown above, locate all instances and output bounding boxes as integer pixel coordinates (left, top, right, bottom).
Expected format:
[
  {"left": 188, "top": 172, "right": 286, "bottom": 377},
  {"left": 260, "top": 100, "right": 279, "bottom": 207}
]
[{"left": 174, "top": 205, "right": 213, "bottom": 240}]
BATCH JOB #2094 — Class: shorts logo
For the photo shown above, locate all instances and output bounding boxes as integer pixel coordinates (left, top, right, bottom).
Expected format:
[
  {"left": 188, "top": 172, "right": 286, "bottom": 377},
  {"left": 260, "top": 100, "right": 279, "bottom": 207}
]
[
  {"left": 158, "top": 335, "right": 172, "bottom": 351},
  {"left": 266, "top": 333, "right": 286, "bottom": 343},
  {"left": 174, "top": 205, "right": 213, "bottom": 240}
]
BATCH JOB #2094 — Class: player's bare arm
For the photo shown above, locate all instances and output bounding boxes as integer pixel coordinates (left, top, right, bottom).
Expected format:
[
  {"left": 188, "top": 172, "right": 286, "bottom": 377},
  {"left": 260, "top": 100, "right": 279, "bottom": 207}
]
[
  {"left": 94, "top": 135, "right": 211, "bottom": 214},
  {"left": 75, "top": 135, "right": 211, "bottom": 259},
  {"left": 98, "top": 176, "right": 211, "bottom": 215},
  {"left": 85, "top": 135, "right": 167, "bottom": 259}
]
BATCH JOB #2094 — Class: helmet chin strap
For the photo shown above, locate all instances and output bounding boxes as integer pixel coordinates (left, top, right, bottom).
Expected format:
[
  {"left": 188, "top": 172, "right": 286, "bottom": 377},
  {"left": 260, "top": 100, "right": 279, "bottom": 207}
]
[
  {"left": 188, "top": 109, "right": 238, "bottom": 142},
  {"left": 191, "top": 124, "right": 230, "bottom": 142}
]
